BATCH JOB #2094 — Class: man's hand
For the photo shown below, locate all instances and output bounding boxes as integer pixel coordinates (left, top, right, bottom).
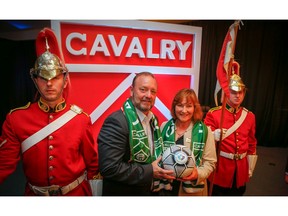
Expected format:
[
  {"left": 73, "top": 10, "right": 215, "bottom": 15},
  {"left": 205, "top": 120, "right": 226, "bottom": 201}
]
[{"left": 152, "top": 156, "right": 175, "bottom": 180}]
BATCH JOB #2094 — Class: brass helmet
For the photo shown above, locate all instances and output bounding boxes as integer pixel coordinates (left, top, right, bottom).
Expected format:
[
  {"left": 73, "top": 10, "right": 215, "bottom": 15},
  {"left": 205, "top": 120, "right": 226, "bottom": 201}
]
[
  {"left": 30, "top": 50, "right": 68, "bottom": 80},
  {"left": 229, "top": 74, "right": 246, "bottom": 92},
  {"left": 228, "top": 61, "right": 246, "bottom": 92},
  {"left": 30, "top": 28, "right": 68, "bottom": 81}
]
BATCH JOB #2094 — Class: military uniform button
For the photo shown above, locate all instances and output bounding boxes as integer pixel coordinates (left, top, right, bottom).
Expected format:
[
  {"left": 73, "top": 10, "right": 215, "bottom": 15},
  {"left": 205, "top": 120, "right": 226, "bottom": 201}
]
[
  {"left": 49, "top": 156, "right": 54, "bottom": 160},
  {"left": 48, "top": 135, "right": 53, "bottom": 140},
  {"left": 49, "top": 176, "right": 54, "bottom": 180},
  {"left": 49, "top": 115, "right": 53, "bottom": 119},
  {"left": 49, "top": 145, "right": 54, "bottom": 150},
  {"left": 49, "top": 166, "right": 54, "bottom": 170}
]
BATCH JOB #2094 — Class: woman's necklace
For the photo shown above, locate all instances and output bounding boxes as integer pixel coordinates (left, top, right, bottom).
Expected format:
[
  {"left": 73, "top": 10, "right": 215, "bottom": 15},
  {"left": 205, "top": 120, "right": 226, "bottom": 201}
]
[
  {"left": 175, "top": 122, "right": 191, "bottom": 138},
  {"left": 175, "top": 129, "right": 186, "bottom": 137}
]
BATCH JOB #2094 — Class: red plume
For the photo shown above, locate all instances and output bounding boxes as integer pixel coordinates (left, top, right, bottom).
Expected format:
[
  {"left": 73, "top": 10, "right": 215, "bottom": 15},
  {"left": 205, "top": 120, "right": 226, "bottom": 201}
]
[
  {"left": 35, "top": 27, "right": 65, "bottom": 63},
  {"left": 231, "top": 61, "right": 240, "bottom": 75}
]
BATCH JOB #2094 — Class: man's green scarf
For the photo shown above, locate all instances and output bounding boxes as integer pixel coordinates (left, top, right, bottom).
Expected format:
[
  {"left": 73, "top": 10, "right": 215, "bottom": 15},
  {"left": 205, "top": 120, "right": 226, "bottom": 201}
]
[
  {"left": 161, "top": 118, "right": 208, "bottom": 193},
  {"left": 122, "top": 98, "right": 163, "bottom": 164},
  {"left": 122, "top": 98, "right": 164, "bottom": 191}
]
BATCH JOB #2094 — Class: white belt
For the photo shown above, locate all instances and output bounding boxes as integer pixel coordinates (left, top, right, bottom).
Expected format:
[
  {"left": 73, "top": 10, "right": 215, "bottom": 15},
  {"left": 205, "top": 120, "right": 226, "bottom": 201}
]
[
  {"left": 29, "top": 172, "right": 86, "bottom": 196},
  {"left": 220, "top": 151, "right": 247, "bottom": 160}
]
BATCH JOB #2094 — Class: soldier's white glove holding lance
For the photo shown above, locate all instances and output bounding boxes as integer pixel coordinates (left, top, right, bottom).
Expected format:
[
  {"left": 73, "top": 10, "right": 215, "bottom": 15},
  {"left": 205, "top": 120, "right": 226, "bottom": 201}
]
[{"left": 213, "top": 128, "right": 227, "bottom": 142}]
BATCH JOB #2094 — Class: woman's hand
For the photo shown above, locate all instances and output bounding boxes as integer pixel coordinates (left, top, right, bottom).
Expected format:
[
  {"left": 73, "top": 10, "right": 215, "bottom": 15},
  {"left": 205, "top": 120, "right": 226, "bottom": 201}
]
[{"left": 176, "top": 167, "right": 198, "bottom": 182}]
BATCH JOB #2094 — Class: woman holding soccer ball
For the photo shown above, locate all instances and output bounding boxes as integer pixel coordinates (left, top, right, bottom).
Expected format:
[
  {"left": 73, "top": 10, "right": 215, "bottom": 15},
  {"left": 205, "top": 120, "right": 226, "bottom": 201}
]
[{"left": 160, "top": 88, "right": 217, "bottom": 196}]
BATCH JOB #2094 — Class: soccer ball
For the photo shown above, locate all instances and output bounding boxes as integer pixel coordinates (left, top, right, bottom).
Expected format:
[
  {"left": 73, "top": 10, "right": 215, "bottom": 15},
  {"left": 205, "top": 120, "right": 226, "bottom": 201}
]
[{"left": 162, "top": 145, "right": 195, "bottom": 178}]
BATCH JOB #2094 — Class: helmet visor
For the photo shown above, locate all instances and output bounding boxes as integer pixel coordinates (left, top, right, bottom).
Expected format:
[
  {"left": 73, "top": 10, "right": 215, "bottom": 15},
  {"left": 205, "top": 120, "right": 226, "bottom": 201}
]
[
  {"left": 37, "top": 69, "right": 64, "bottom": 81},
  {"left": 30, "top": 51, "right": 68, "bottom": 81}
]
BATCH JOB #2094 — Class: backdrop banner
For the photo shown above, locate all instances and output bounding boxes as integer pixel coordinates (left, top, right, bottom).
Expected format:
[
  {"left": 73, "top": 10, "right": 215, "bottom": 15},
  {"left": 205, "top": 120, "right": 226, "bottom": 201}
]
[{"left": 51, "top": 20, "right": 202, "bottom": 136}]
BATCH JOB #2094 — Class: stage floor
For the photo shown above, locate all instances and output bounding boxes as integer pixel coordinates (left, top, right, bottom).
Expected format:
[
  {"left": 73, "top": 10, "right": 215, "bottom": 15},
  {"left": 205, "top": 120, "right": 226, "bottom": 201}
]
[{"left": 244, "top": 146, "right": 288, "bottom": 196}]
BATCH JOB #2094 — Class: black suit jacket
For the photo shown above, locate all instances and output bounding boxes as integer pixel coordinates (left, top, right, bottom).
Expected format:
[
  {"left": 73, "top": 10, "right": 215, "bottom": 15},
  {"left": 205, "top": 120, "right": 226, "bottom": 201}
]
[{"left": 97, "top": 110, "right": 155, "bottom": 196}]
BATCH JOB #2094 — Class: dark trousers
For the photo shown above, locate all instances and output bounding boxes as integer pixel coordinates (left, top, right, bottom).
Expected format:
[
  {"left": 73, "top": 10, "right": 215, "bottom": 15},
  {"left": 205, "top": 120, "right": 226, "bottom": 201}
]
[{"left": 208, "top": 172, "right": 246, "bottom": 196}]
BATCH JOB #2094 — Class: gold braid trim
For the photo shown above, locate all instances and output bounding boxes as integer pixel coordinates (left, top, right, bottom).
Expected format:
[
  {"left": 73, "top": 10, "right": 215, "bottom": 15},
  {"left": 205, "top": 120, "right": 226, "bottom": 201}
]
[{"left": 9, "top": 102, "right": 31, "bottom": 114}]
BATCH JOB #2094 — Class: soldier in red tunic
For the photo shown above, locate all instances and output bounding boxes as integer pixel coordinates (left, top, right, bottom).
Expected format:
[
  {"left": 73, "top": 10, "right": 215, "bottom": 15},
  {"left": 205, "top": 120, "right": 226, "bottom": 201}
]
[
  {"left": 0, "top": 28, "right": 99, "bottom": 196},
  {"left": 204, "top": 74, "right": 257, "bottom": 196}
]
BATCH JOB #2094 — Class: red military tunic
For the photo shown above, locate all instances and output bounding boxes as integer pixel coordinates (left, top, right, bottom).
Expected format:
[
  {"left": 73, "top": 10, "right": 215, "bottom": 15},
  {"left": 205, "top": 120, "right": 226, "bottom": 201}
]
[
  {"left": 0, "top": 99, "right": 99, "bottom": 195},
  {"left": 204, "top": 104, "right": 257, "bottom": 188}
]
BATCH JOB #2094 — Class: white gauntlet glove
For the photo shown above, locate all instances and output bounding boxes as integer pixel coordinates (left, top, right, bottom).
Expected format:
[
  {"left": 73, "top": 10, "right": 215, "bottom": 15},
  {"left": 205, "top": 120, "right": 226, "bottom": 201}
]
[
  {"left": 213, "top": 128, "right": 227, "bottom": 141},
  {"left": 89, "top": 173, "right": 103, "bottom": 196},
  {"left": 248, "top": 154, "right": 258, "bottom": 178}
]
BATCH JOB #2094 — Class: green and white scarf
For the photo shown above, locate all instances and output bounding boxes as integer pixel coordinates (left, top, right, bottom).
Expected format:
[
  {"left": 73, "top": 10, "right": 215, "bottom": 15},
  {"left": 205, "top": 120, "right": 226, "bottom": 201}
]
[
  {"left": 122, "top": 98, "right": 164, "bottom": 191},
  {"left": 161, "top": 119, "right": 208, "bottom": 193}
]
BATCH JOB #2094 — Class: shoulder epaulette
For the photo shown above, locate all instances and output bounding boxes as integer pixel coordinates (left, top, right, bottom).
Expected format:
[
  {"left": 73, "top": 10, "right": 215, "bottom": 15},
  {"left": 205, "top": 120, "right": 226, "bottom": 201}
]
[
  {"left": 9, "top": 102, "right": 31, "bottom": 114},
  {"left": 208, "top": 106, "right": 222, "bottom": 113},
  {"left": 243, "top": 107, "right": 250, "bottom": 113},
  {"left": 70, "top": 104, "right": 89, "bottom": 117}
]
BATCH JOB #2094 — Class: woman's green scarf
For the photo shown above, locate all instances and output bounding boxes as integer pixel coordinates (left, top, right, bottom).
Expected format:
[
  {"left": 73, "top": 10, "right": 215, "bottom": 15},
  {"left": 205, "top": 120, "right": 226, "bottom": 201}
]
[
  {"left": 162, "top": 118, "right": 207, "bottom": 166},
  {"left": 161, "top": 118, "right": 208, "bottom": 193}
]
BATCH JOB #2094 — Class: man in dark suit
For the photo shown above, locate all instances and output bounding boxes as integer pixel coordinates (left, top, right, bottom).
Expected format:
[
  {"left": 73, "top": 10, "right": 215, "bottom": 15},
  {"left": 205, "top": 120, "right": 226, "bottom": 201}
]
[{"left": 97, "top": 71, "right": 174, "bottom": 196}]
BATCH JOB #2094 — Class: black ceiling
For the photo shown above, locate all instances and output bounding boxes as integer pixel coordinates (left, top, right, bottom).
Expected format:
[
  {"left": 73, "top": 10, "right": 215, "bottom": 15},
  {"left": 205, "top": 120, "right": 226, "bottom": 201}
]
[
  {"left": 0, "top": 20, "right": 192, "bottom": 41},
  {"left": 0, "top": 20, "right": 50, "bottom": 32},
  {"left": 0, "top": 20, "right": 51, "bottom": 40}
]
